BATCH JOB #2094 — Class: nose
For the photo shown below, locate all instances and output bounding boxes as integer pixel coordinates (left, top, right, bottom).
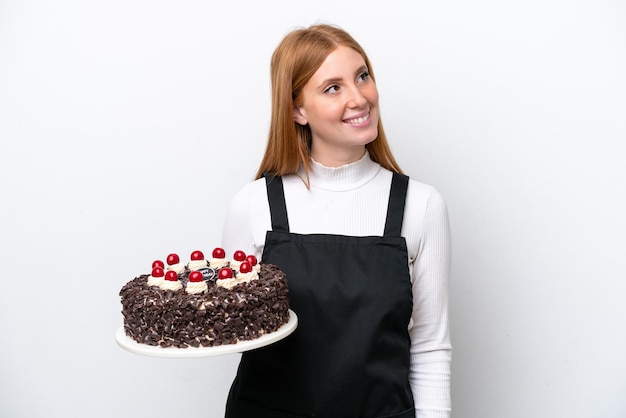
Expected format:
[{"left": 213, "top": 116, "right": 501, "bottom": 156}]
[{"left": 346, "top": 84, "right": 367, "bottom": 108}]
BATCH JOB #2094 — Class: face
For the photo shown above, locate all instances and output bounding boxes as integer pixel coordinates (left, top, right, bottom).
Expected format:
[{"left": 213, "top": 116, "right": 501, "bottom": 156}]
[{"left": 294, "top": 46, "right": 379, "bottom": 166}]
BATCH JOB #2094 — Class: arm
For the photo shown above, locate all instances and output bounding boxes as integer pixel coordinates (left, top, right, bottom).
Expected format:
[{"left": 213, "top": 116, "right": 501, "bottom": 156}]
[
  {"left": 221, "top": 182, "right": 259, "bottom": 260},
  {"left": 221, "top": 179, "right": 269, "bottom": 261},
  {"left": 409, "top": 188, "right": 452, "bottom": 418}
]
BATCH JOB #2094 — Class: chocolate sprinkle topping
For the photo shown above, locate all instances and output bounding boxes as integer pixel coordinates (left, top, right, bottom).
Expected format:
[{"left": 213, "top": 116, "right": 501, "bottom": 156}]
[{"left": 119, "top": 263, "right": 290, "bottom": 348}]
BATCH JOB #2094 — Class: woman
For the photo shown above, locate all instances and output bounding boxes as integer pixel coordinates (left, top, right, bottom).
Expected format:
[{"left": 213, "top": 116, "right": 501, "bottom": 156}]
[{"left": 222, "top": 23, "right": 451, "bottom": 418}]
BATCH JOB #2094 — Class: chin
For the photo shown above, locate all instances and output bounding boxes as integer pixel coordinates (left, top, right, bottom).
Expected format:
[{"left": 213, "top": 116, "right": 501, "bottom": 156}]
[{"left": 363, "top": 128, "right": 379, "bottom": 145}]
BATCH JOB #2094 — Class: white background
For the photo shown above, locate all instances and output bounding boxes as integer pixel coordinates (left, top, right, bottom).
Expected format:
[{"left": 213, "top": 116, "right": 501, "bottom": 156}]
[{"left": 1, "top": 1, "right": 625, "bottom": 417}]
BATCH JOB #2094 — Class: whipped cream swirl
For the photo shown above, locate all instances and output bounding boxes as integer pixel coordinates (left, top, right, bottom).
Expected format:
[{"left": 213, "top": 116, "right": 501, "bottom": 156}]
[
  {"left": 209, "top": 258, "right": 229, "bottom": 269},
  {"left": 159, "top": 279, "right": 183, "bottom": 291},
  {"left": 216, "top": 278, "right": 239, "bottom": 290},
  {"left": 236, "top": 270, "right": 259, "bottom": 284},
  {"left": 185, "top": 281, "right": 208, "bottom": 294},
  {"left": 229, "top": 260, "right": 243, "bottom": 271},
  {"left": 167, "top": 263, "right": 185, "bottom": 275},
  {"left": 188, "top": 259, "right": 208, "bottom": 270},
  {"left": 147, "top": 275, "right": 164, "bottom": 287}
]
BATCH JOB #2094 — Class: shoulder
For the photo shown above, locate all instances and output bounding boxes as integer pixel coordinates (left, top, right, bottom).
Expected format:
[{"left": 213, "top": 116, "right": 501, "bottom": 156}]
[
  {"left": 399, "top": 178, "right": 450, "bottom": 262},
  {"left": 406, "top": 177, "right": 447, "bottom": 214},
  {"left": 375, "top": 167, "right": 448, "bottom": 218},
  {"left": 402, "top": 177, "right": 450, "bottom": 249},
  {"left": 223, "top": 178, "right": 270, "bottom": 228},
  {"left": 229, "top": 177, "right": 268, "bottom": 206}
]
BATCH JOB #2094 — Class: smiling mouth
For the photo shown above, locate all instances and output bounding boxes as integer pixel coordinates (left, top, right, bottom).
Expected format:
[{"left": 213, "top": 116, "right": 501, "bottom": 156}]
[{"left": 344, "top": 112, "right": 370, "bottom": 125}]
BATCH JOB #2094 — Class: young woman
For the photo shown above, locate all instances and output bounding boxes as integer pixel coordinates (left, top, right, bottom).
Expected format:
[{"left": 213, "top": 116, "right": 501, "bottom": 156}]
[{"left": 222, "top": 23, "right": 451, "bottom": 418}]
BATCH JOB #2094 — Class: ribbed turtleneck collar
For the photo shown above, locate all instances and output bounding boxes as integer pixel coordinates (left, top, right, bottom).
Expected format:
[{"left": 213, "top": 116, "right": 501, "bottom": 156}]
[{"left": 300, "top": 151, "right": 381, "bottom": 192}]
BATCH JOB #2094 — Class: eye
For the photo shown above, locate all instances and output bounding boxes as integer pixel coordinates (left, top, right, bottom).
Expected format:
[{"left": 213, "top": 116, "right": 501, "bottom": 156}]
[
  {"left": 358, "top": 71, "right": 370, "bottom": 83},
  {"left": 324, "top": 84, "right": 340, "bottom": 94}
]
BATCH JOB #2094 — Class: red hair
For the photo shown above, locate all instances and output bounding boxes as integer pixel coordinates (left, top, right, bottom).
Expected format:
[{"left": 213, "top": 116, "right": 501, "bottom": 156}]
[{"left": 255, "top": 24, "right": 403, "bottom": 182}]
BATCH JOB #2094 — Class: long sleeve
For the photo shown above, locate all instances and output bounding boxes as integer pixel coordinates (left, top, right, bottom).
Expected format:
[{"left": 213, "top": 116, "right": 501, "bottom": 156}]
[
  {"left": 221, "top": 179, "right": 270, "bottom": 260},
  {"left": 406, "top": 187, "right": 452, "bottom": 418}
]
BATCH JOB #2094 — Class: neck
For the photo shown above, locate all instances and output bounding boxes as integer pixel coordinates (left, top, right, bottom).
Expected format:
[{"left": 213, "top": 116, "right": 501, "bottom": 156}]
[
  {"left": 302, "top": 150, "right": 380, "bottom": 192},
  {"left": 310, "top": 145, "right": 366, "bottom": 168}
]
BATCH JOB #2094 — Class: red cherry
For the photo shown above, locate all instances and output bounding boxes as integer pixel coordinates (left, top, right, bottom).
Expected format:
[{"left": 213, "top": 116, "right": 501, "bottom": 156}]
[
  {"left": 212, "top": 247, "right": 226, "bottom": 258},
  {"left": 218, "top": 268, "right": 233, "bottom": 279},
  {"left": 239, "top": 261, "right": 252, "bottom": 274},
  {"left": 152, "top": 260, "right": 165, "bottom": 269},
  {"left": 245, "top": 255, "right": 258, "bottom": 266},
  {"left": 165, "top": 270, "right": 178, "bottom": 281},
  {"left": 166, "top": 253, "right": 180, "bottom": 265},
  {"left": 233, "top": 250, "right": 246, "bottom": 262},
  {"left": 190, "top": 250, "right": 204, "bottom": 261},
  {"left": 189, "top": 271, "right": 204, "bottom": 282},
  {"left": 151, "top": 267, "right": 165, "bottom": 277}
]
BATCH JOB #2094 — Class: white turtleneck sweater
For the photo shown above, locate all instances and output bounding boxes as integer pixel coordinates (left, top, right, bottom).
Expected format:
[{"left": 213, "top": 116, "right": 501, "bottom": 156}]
[{"left": 222, "top": 152, "right": 451, "bottom": 418}]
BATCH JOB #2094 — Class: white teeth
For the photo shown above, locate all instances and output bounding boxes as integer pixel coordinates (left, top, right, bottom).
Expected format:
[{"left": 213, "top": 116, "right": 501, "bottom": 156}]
[{"left": 345, "top": 113, "right": 369, "bottom": 125}]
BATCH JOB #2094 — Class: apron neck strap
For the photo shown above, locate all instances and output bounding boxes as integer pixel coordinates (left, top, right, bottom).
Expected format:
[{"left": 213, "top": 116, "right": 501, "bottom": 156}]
[
  {"left": 264, "top": 172, "right": 409, "bottom": 237},
  {"left": 263, "top": 173, "right": 290, "bottom": 232},
  {"left": 383, "top": 173, "right": 409, "bottom": 237}
]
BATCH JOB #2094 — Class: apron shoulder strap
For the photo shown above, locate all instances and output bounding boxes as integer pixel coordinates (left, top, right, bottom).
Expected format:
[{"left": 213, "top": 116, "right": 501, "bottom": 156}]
[
  {"left": 383, "top": 172, "right": 409, "bottom": 237},
  {"left": 263, "top": 172, "right": 407, "bottom": 236},
  {"left": 262, "top": 173, "right": 290, "bottom": 232}
]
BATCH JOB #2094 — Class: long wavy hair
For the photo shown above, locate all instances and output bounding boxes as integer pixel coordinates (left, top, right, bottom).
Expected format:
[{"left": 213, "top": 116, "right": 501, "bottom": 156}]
[{"left": 255, "top": 24, "right": 403, "bottom": 183}]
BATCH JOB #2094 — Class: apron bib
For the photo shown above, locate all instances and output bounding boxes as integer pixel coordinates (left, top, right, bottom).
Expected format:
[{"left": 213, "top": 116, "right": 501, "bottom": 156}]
[{"left": 225, "top": 173, "right": 414, "bottom": 418}]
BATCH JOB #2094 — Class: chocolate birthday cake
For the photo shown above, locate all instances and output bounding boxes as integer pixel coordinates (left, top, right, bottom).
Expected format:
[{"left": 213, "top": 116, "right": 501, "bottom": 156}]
[{"left": 119, "top": 248, "right": 290, "bottom": 348}]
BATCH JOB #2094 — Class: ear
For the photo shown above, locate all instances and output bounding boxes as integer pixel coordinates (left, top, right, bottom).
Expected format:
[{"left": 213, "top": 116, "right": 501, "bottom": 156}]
[{"left": 293, "top": 105, "right": 308, "bottom": 126}]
